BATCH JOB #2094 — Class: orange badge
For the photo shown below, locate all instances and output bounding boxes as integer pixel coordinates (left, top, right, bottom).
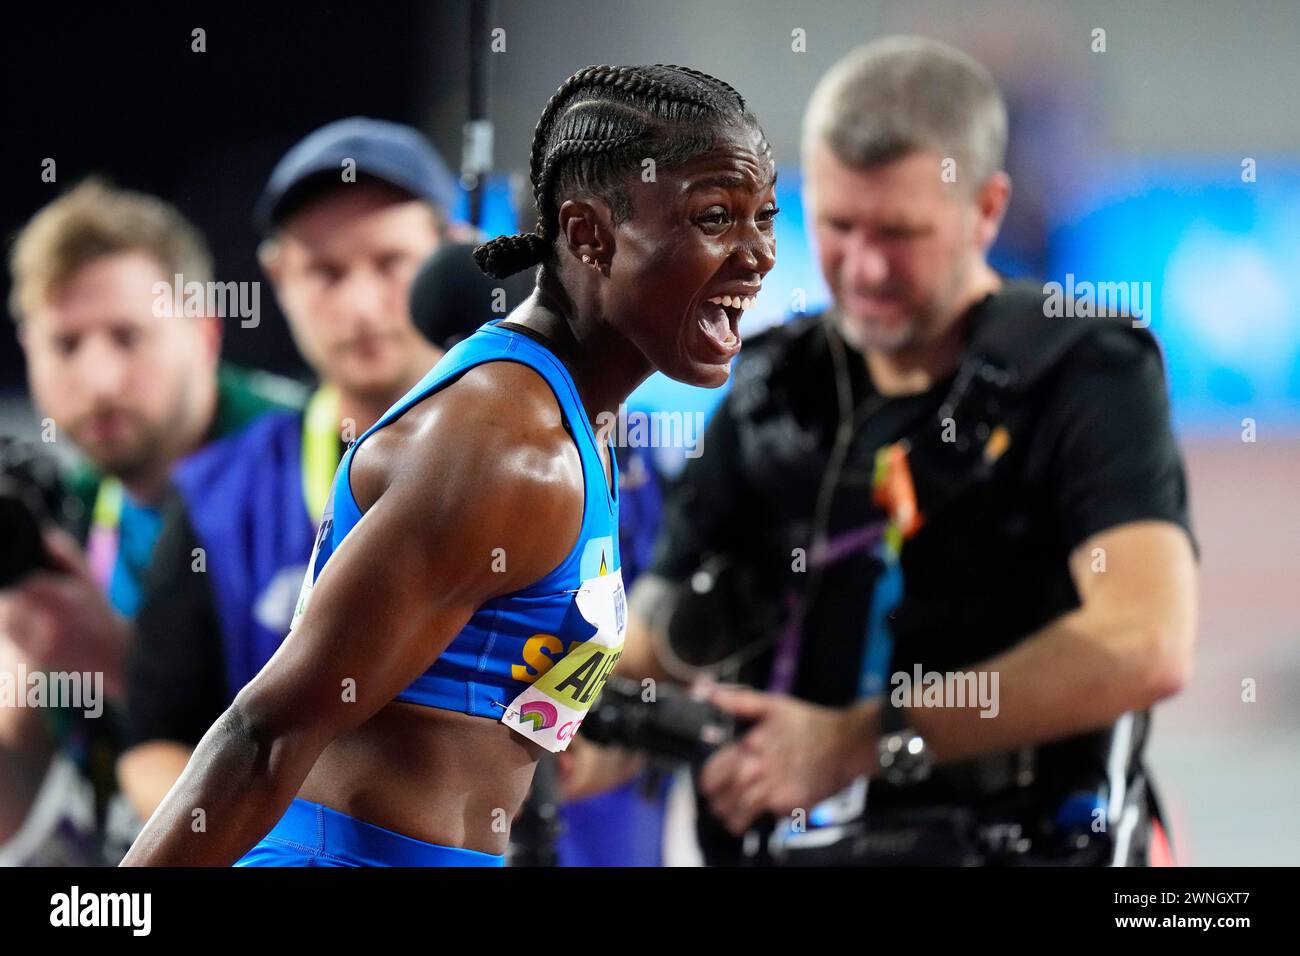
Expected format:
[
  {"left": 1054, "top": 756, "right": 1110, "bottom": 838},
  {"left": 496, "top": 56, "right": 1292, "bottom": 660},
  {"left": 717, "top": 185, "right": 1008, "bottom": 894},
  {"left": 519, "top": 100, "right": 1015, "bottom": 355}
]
[{"left": 873, "top": 442, "right": 924, "bottom": 540}]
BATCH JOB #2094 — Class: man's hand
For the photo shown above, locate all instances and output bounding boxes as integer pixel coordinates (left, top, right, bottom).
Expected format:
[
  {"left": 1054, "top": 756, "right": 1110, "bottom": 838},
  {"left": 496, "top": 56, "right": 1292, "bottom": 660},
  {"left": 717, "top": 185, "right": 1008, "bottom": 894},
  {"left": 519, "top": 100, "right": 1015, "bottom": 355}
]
[
  {"left": 698, "top": 686, "right": 879, "bottom": 835},
  {"left": 0, "top": 528, "right": 131, "bottom": 699},
  {"left": 117, "top": 741, "right": 194, "bottom": 823}
]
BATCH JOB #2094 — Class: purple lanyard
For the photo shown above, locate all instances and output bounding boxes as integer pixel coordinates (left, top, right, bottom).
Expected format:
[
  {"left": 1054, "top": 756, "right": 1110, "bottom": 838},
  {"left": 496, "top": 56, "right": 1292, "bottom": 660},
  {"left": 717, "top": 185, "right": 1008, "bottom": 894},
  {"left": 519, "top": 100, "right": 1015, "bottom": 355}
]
[{"left": 766, "top": 520, "right": 887, "bottom": 694}]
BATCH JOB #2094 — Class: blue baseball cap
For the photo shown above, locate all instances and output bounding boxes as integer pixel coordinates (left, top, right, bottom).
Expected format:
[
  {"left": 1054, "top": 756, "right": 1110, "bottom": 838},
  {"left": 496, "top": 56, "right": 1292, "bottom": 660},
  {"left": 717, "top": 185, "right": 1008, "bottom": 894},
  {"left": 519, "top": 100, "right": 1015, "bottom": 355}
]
[{"left": 254, "top": 117, "right": 460, "bottom": 234}]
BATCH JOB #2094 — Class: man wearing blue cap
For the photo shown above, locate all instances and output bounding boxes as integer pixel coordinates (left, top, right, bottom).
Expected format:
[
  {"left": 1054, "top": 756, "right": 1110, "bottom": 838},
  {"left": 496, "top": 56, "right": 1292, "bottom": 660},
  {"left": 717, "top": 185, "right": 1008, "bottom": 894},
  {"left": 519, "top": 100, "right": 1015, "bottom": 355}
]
[
  {"left": 117, "top": 118, "right": 460, "bottom": 819},
  {"left": 254, "top": 116, "right": 458, "bottom": 431}
]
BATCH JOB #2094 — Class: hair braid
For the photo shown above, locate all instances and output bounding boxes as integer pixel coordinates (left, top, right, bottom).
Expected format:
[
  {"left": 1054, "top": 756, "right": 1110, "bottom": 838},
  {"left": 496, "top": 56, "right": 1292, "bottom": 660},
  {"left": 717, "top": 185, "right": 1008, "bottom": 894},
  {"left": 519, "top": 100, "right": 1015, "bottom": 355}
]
[
  {"left": 474, "top": 63, "right": 760, "bottom": 280},
  {"left": 529, "top": 131, "right": 642, "bottom": 247},
  {"left": 662, "top": 64, "right": 748, "bottom": 110}
]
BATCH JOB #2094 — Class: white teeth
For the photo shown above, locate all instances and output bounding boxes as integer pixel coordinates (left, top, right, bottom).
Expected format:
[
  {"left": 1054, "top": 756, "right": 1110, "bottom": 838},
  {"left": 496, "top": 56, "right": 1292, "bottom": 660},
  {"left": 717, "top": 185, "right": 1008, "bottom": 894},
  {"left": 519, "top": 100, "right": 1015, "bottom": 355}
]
[{"left": 706, "top": 294, "right": 759, "bottom": 310}]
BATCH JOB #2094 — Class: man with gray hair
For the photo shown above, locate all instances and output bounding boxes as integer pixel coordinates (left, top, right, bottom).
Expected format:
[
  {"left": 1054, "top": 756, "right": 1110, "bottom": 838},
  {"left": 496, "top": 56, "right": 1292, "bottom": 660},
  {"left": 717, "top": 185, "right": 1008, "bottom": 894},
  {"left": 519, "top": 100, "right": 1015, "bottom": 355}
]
[
  {"left": 799, "top": 35, "right": 1010, "bottom": 355},
  {"left": 603, "top": 36, "right": 1197, "bottom": 865}
]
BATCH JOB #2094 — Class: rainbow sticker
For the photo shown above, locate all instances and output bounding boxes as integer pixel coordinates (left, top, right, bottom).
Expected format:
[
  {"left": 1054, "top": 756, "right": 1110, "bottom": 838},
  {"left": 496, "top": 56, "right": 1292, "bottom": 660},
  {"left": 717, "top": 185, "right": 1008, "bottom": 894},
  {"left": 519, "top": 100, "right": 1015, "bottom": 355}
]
[{"left": 517, "top": 700, "right": 558, "bottom": 732}]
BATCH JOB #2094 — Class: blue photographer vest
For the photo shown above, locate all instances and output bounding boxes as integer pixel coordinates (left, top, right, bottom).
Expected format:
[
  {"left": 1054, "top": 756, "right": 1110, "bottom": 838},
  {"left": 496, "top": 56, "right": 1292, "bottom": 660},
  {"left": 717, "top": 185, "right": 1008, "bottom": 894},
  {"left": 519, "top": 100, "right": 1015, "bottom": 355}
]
[{"left": 170, "top": 388, "right": 338, "bottom": 698}]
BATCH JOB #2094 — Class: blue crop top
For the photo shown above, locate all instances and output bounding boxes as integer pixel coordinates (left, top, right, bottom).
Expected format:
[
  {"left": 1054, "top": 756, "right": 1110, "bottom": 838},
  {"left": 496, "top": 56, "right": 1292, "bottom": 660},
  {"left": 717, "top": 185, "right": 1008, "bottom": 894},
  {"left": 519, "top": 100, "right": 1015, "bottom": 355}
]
[{"left": 288, "top": 320, "right": 626, "bottom": 753}]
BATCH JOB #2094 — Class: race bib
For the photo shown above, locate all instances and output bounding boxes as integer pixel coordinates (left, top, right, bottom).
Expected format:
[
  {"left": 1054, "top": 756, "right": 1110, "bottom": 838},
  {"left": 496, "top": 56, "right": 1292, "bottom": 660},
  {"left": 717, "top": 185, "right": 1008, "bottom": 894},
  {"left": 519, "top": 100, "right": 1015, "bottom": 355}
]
[{"left": 499, "top": 564, "right": 627, "bottom": 753}]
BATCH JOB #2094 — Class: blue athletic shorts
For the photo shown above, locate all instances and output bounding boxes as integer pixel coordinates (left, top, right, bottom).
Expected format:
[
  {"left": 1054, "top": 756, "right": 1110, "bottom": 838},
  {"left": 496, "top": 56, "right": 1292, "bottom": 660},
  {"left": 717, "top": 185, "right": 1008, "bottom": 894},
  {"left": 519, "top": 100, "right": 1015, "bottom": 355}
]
[{"left": 234, "top": 798, "right": 505, "bottom": 867}]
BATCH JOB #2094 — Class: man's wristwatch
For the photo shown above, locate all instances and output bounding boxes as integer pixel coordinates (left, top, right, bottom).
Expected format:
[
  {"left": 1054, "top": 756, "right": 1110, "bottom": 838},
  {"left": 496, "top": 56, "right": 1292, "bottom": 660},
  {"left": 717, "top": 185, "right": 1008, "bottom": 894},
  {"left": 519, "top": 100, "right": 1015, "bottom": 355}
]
[{"left": 876, "top": 699, "right": 934, "bottom": 785}]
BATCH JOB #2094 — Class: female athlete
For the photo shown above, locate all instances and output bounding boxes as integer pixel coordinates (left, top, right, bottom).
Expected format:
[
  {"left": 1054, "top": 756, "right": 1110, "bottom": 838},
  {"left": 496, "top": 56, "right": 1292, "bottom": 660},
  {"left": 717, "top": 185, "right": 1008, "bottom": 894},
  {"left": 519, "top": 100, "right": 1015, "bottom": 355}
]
[{"left": 123, "top": 63, "right": 776, "bottom": 866}]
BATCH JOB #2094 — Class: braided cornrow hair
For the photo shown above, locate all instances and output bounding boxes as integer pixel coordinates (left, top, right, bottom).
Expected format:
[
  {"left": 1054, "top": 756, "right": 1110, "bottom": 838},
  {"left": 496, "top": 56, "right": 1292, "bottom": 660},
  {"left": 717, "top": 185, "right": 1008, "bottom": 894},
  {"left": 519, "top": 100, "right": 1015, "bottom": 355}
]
[{"left": 474, "top": 64, "right": 763, "bottom": 280}]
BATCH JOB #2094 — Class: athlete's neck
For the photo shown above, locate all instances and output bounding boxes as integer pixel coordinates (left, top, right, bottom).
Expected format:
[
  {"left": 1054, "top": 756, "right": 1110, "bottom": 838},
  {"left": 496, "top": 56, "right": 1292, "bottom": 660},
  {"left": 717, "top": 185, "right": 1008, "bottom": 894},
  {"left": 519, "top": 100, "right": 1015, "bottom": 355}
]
[
  {"left": 505, "top": 291, "right": 653, "bottom": 443},
  {"left": 862, "top": 262, "right": 1002, "bottom": 397}
]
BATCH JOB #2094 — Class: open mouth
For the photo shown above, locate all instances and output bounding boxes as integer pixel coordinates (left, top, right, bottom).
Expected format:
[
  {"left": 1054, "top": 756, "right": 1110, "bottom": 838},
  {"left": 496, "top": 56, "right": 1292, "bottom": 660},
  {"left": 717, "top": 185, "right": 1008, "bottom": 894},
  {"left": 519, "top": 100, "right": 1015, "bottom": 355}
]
[{"left": 694, "top": 293, "right": 755, "bottom": 360}]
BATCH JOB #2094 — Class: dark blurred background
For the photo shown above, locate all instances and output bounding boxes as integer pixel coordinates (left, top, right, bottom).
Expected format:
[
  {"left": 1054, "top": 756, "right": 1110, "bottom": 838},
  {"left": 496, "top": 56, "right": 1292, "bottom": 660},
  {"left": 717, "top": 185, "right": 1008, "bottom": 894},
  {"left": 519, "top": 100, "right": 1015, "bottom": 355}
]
[
  {"left": 2, "top": 0, "right": 1297, "bottom": 864},
  {"left": 1, "top": 2, "right": 440, "bottom": 384}
]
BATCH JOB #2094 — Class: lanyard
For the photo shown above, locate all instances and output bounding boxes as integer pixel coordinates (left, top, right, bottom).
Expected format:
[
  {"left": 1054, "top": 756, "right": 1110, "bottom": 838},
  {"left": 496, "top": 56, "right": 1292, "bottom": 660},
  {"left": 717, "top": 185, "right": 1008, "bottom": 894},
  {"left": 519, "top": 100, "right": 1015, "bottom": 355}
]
[
  {"left": 765, "top": 443, "right": 915, "bottom": 696},
  {"left": 766, "top": 314, "right": 967, "bottom": 697},
  {"left": 300, "top": 386, "right": 340, "bottom": 524},
  {"left": 87, "top": 478, "right": 125, "bottom": 591},
  {"left": 91, "top": 477, "right": 124, "bottom": 534}
]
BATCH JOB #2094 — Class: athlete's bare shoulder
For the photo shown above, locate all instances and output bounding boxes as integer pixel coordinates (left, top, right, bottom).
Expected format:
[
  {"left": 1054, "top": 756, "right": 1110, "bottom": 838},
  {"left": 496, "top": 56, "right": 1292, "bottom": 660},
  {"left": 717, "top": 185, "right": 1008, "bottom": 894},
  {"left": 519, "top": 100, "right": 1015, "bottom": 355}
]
[{"left": 351, "top": 360, "right": 586, "bottom": 595}]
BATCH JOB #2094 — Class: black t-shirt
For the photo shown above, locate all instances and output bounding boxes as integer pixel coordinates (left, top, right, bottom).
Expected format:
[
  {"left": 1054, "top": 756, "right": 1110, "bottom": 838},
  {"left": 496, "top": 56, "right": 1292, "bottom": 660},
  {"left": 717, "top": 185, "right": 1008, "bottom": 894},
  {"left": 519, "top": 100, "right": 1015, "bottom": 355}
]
[
  {"left": 126, "top": 490, "right": 227, "bottom": 747},
  {"left": 652, "top": 314, "right": 957, "bottom": 704},
  {"left": 650, "top": 290, "right": 1193, "bottom": 859},
  {"left": 652, "top": 298, "right": 1192, "bottom": 700}
]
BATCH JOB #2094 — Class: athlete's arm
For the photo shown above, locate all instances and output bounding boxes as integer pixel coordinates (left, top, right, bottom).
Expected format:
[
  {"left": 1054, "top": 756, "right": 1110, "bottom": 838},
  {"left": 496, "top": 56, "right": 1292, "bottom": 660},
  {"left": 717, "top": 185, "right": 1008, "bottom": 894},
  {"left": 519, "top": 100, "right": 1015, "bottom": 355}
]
[{"left": 121, "top": 366, "right": 583, "bottom": 866}]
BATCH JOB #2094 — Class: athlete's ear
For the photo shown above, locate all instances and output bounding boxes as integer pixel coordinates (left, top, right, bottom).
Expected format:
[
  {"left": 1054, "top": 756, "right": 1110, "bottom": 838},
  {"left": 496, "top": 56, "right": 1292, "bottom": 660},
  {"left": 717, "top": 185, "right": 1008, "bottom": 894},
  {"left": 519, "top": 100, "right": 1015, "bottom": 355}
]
[{"left": 557, "top": 198, "right": 615, "bottom": 269}]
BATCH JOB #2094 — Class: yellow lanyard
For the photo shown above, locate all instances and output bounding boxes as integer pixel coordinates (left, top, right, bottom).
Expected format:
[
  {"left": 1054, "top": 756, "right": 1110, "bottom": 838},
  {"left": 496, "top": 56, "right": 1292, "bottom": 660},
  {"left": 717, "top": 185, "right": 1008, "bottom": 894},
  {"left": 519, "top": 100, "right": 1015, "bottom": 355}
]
[
  {"left": 301, "top": 385, "right": 341, "bottom": 524},
  {"left": 92, "top": 476, "right": 125, "bottom": 532}
]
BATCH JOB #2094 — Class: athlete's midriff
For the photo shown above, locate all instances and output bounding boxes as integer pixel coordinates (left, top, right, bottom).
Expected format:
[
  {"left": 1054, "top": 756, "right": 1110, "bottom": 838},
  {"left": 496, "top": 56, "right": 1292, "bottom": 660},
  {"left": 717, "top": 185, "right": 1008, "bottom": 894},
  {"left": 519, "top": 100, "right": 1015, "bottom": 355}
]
[{"left": 297, "top": 700, "right": 539, "bottom": 855}]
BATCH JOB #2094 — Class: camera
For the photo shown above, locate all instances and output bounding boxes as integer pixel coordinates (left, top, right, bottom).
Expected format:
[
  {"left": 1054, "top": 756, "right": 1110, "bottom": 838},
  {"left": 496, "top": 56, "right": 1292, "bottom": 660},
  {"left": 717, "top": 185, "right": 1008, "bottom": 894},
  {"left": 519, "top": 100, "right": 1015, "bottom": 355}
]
[
  {"left": 0, "top": 437, "right": 65, "bottom": 588},
  {"left": 580, "top": 672, "right": 1150, "bottom": 865},
  {"left": 580, "top": 674, "right": 745, "bottom": 765}
]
